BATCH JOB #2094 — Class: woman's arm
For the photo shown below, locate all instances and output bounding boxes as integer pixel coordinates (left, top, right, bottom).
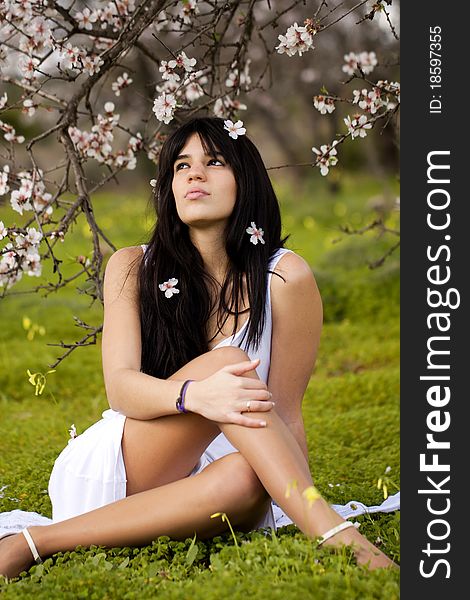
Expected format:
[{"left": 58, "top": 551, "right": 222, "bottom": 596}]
[
  {"left": 268, "top": 252, "right": 323, "bottom": 460},
  {"left": 101, "top": 246, "right": 185, "bottom": 419},
  {"left": 102, "top": 247, "right": 272, "bottom": 423}
]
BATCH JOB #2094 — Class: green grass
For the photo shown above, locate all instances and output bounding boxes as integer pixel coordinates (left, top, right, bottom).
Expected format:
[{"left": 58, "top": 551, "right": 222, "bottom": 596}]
[{"left": 0, "top": 174, "right": 400, "bottom": 598}]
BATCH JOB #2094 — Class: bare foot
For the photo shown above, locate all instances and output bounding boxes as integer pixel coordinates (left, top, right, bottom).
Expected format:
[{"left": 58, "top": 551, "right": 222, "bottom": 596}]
[
  {"left": 322, "top": 526, "right": 399, "bottom": 570},
  {"left": 0, "top": 533, "right": 35, "bottom": 580}
]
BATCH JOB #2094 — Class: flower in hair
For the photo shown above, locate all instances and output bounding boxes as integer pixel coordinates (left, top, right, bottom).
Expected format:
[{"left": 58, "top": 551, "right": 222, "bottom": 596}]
[
  {"left": 159, "top": 278, "right": 180, "bottom": 298},
  {"left": 224, "top": 119, "right": 246, "bottom": 139},
  {"left": 246, "top": 222, "right": 265, "bottom": 245}
]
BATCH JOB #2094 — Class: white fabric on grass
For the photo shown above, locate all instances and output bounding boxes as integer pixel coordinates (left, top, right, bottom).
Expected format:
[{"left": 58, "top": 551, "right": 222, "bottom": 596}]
[{"left": 0, "top": 492, "right": 400, "bottom": 539}]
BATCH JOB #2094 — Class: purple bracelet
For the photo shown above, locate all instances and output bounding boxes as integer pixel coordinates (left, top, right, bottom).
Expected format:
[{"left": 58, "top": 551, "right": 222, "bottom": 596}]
[{"left": 176, "top": 379, "right": 193, "bottom": 413}]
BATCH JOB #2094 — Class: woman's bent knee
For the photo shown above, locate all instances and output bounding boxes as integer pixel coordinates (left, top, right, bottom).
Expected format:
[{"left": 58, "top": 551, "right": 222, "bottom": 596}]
[
  {"left": 169, "top": 346, "right": 252, "bottom": 381},
  {"left": 210, "top": 346, "right": 250, "bottom": 364},
  {"left": 211, "top": 453, "right": 268, "bottom": 508}
]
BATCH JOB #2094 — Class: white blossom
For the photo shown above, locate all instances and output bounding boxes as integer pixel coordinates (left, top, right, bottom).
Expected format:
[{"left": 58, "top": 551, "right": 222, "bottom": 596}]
[
  {"left": 213, "top": 96, "right": 247, "bottom": 118},
  {"left": 156, "top": 79, "right": 179, "bottom": 95},
  {"left": 0, "top": 165, "right": 10, "bottom": 196},
  {"left": 0, "top": 221, "right": 7, "bottom": 241},
  {"left": 246, "top": 222, "right": 265, "bottom": 245},
  {"left": 159, "top": 278, "right": 180, "bottom": 298},
  {"left": 184, "top": 80, "right": 204, "bottom": 102},
  {"left": 26, "top": 227, "right": 43, "bottom": 245},
  {"left": 159, "top": 60, "right": 181, "bottom": 83},
  {"left": 344, "top": 114, "right": 372, "bottom": 139},
  {"left": 18, "top": 56, "right": 40, "bottom": 80},
  {"left": 376, "top": 80, "right": 400, "bottom": 105},
  {"left": 24, "top": 249, "right": 42, "bottom": 277},
  {"left": 81, "top": 54, "right": 104, "bottom": 76},
  {"left": 11, "top": 189, "right": 33, "bottom": 215},
  {"left": 27, "top": 16, "right": 52, "bottom": 45},
  {"left": 241, "top": 59, "right": 252, "bottom": 88},
  {"left": 0, "top": 119, "right": 25, "bottom": 144},
  {"left": 342, "top": 51, "right": 378, "bottom": 76},
  {"left": 223, "top": 119, "right": 246, "bottom": 139},
  {"left": 128, "top": 133, "right": 143, "bottom": 152},
  {"left": 276, "top": 22, "right": 315, "bottom": 57},
  {"left": 0, "top": 93, "right": 7, "bottom": 110},
  {"left": 358, "top": 51, "right": 378, "bottom": 75},
  {"left": 312, "top": 141, "right": 339, "bottom": 176},
  {"left": 153, "top": 93, "right": 177, "bottom": 124},
  {"left": 23, "top": 99, "right": 36, "bottom": 116},
  {"left": 75, "top": 8, "right": 98, "bottom": 31},
  {"left": 177, "top": 0, "right": 199, "bottom": 25},
  {"left": 59, "top": 43, "right": 82, "bottom": 71},
  {"left": 112, "top": 72, "right": 133, "bottom": 96},
  {"left": 313, "top": 95, "right": 335, "bottom": 115},
  {"left": 225, "top": 69, "right": 239, "bottom": 89},
  {"left": 342, "top": 52, "right": 358, "bottom": 76},
  {"left": 168, "top": 51, "right": 196, "bottom": 73}
]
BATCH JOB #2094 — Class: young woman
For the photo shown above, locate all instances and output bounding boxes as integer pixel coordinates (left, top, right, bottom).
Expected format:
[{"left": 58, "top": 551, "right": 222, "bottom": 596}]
[{"left": 0, "top": 117, "right": 396, "bottom": 578}]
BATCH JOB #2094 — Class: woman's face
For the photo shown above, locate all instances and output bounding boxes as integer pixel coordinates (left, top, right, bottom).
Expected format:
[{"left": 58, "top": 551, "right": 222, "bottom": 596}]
[{"left": 171, "top": 133, "right": 237, "bottom": 229}]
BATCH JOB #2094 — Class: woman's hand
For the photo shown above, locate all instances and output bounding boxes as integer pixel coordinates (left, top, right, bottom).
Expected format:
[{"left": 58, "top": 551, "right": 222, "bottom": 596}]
[{"left": 184, "top": 358, "right": 274, "bottom": 427}]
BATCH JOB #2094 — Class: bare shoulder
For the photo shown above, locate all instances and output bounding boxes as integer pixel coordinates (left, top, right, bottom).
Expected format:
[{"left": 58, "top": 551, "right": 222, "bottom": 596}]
[
  {"left": 106, "top": 245, "right": 144, "bottom": 272},
  {"left": 270, "top": 250, "right": 322, "bottom": 320},
  {"left": 104, "top": 245, "right": 145, "bottom": 305},
  {"left": 271, "top": 250, "right": 320, "bottom": 293}
]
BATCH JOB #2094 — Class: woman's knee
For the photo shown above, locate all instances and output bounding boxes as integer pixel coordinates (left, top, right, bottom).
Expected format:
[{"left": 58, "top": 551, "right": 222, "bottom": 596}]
[
  {"left": 210, "top": 346, "right": 250, "bottom": 367},
  {"left": 211, "top": 453, "right": 268, "bottom": 508},
  {"left": 169, "top": 346, "right": 253, "bottom": 381}
]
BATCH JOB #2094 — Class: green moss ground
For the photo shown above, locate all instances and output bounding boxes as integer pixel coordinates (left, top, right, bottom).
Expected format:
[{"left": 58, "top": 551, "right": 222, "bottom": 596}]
[{"left": 0, "top": 173, "right": 400, "bottom": 598}]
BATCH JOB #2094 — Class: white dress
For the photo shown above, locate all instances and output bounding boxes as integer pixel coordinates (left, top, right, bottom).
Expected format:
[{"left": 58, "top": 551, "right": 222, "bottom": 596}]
[{"left": 48, "top": 247, "right": 294, "bottom": 529}]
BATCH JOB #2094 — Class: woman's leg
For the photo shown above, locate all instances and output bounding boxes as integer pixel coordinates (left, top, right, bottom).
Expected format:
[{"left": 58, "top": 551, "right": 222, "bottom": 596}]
[
  {"left": 0, "top": 346, "right": 395, "bottom": 577},
  {"left": 0, "top": 452, "right": 270, "bottom": 579},
  {"left": 121, "top": 347, "right": 240, "bottom": 495},
  {"left": 122, "top": 346, "right": 379, "bottom": 565}
]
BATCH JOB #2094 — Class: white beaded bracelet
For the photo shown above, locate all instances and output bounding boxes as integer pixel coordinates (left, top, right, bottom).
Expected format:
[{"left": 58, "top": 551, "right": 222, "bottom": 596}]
[{"left": 317, "top": 520, "right": 358, "bottom": 546}]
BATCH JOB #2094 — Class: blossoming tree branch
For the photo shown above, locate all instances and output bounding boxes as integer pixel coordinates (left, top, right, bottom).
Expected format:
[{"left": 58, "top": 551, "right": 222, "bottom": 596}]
[{"left": 0, "top": 0, "right": 399, "bottom": 367}]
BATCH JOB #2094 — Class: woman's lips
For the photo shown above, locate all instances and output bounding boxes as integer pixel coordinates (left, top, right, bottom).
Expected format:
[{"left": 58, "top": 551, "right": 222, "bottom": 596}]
[{"left": 186, "top": 191, "right": 209, "bottom": 199}]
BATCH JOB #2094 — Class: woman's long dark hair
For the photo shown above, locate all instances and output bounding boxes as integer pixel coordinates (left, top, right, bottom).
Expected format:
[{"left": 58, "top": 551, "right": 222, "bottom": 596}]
[{"left": 138, "top": 116, "right": 289, "bottom": 378}]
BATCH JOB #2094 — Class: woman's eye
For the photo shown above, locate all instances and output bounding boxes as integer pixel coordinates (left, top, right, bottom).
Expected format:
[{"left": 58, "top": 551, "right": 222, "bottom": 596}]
[{"left": 175, "top": 159, "right": 224, "bottom": 171}]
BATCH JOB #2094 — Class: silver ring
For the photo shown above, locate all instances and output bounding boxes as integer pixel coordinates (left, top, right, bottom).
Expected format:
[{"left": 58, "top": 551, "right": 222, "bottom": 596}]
[{"left": 246, "top": 401, "right": 251, "bottom": 412}]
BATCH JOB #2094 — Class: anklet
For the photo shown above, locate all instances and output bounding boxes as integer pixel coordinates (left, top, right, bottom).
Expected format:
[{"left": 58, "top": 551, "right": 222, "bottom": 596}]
[
  {"left": 22, "top": 529, "right": 43, "bottom": 564},
  {"left": 317, "top": 521, "right": 358, "bottom": 546}
]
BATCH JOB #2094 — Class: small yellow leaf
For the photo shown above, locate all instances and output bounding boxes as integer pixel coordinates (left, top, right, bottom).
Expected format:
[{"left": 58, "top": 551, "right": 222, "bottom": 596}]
[{"left": 22, "top": 316, "right": 31, "bottom": 330}]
